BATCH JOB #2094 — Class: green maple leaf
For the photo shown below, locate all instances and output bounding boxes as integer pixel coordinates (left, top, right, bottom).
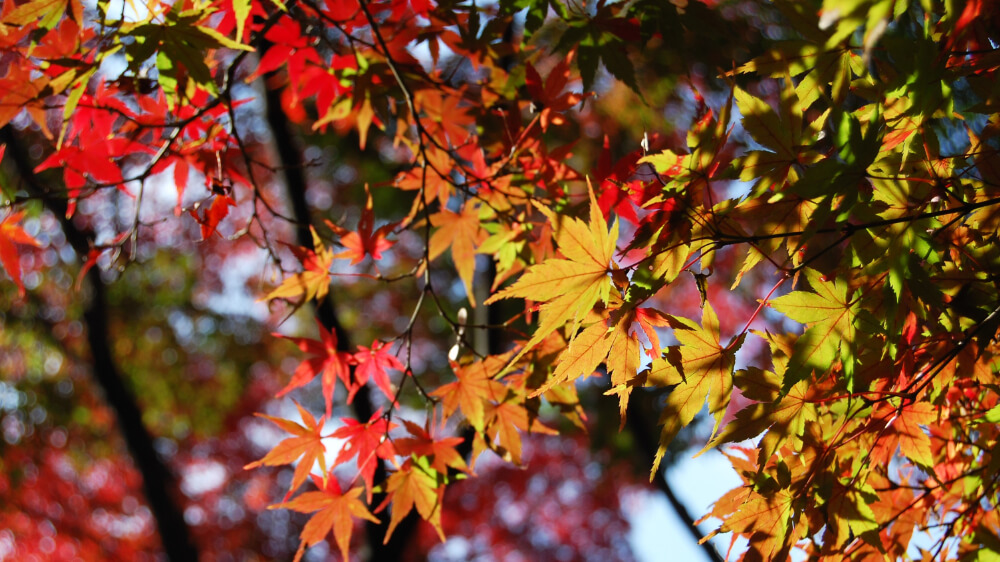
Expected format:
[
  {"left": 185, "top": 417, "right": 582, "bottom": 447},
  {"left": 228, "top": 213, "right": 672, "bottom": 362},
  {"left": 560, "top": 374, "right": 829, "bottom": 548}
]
[{"left": 770, "top": 268, "right": 859, "bottom": 392}]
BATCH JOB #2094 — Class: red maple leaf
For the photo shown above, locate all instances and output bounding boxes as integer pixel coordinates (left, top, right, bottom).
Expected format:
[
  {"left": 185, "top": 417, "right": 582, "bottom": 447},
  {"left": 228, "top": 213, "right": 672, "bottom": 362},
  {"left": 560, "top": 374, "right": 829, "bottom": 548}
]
[
  {"left": 594, "top": 135, "right": 644, "bottom": 224},
  {"left": 353, "top": 340, "right": 406, "bottom": 402},
  {"left": 276, "top": 319, "right": 354, "bottom": 417},
  {"left": 0, "top": 209, "right": 41, "bottom": 297},
  {"left": 192, "top": 194, "right": 235, "bottom": 240},
  {"left": 525, "top": 54, "right": 585, "bottom": 131},
  {"left": 331, "top": 411, "right": 397, "bottom": 501}
]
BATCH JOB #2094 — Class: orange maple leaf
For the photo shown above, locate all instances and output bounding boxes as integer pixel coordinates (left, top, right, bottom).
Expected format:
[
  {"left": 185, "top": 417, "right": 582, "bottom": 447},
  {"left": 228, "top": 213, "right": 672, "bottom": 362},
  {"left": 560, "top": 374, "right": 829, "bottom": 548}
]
[
  {"left": 893, "top": 402, "right": 936, "bottom": 468},
  {"left": 326, "top": 185, "right": 398, "bottom": 265},
  {"left": 394, "top": 418, "right": 469, "bottom": 476},
  {"left": 0, "top": 209, "right": 41, "bottom": 297},
  {"left": 244, "top": 401, "right": 328, "bottom": 499},
  {"left": 415, "top": 89, "right": 473, "bottom": 145},
  {"left": 430, "top": 358, "right": 506, "bottom": 431},
  {"left": 275, "top": 319, "right": 353, "bottom": 418},
  {"left": 483, "top": 397, "right": 557, "bottom": 465},
  {"left": 428, "top": 200, "right": 486, "bottom": 306},
  {"left": 707, "top": 487, "right": 798, "bottom": 560},
  {"left": 274, "top": 475, "right": 378, "bottom": 562},
  {"left": 264, "top": 227, "right": 335, "bottom": 302}
]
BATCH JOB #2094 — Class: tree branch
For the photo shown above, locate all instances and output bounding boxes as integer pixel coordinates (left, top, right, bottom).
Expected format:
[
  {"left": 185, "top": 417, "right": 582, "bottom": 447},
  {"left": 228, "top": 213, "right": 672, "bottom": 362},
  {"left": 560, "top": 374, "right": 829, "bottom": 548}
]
[{"left": 625, "top": 406, "right": 726, "bottom": 562}]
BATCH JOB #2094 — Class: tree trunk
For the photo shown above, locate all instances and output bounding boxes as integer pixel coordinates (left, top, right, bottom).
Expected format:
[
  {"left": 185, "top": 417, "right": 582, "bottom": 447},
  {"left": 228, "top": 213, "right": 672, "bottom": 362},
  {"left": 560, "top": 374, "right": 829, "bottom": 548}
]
[{"left": 1, "top": 127, "right": 200, "bottom": 562}]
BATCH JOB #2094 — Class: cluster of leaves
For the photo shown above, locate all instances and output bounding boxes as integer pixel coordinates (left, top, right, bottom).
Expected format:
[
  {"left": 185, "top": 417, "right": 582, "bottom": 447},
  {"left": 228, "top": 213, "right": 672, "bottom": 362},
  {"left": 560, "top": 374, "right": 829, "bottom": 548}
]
[{"left": 5, "top": 0, "right": 1000, "bottom": 559}]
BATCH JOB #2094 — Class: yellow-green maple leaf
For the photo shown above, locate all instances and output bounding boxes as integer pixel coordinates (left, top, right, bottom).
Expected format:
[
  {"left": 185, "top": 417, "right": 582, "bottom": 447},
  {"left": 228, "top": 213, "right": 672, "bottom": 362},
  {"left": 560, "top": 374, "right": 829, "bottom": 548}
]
[
  {"left": 647, "top": 301, "right": 743, "bottom": 479},
  {"left": 702, "top": 365, "right": 817, "bottom": 466},
  {"left": 383, "top": 461, "right": 444, "bottom": 543},
  {"left": 769, "top": 267, "right": 858, "bottom": 392},
  {"left": 485, "top": 185, "right": 617, "bottom": 368}
]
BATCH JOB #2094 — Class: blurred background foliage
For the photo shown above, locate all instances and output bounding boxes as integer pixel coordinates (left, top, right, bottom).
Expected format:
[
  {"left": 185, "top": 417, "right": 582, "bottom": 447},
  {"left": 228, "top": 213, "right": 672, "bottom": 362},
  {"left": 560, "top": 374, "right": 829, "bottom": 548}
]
[{"left": 0, "top": 0, "right": 783, "bottom": 559}]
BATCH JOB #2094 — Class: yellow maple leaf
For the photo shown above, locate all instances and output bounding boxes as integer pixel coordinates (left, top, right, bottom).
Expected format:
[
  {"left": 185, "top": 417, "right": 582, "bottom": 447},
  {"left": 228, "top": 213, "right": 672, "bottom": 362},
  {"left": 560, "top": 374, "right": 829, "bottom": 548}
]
[
  {"left": 533, "top": 319, "right": 611, "bottom": 398},
  {"left": 485, "top": 182, "right": 617, "bottom": 368},
  {"left": 604, "top": 314, "right": 643, "bottom": 428},
  {"left": 648, "top": 300, "right": 743, "bottom": 479},
  {"left": 263, "top": 227, "right": 334, "bottom": 303}
]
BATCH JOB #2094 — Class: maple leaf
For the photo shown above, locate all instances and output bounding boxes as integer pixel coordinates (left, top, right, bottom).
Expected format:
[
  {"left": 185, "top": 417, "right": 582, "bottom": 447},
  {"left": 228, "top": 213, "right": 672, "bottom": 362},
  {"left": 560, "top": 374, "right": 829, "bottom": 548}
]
[
  {"left": 594, "top": 135, "right": 644, "bottom": 224},
  {"left": 634, "top": 306, "right": 673, "bottom": 356},
  {"left": 244, "top": 401, "right": 328, "bottom": 498},
  {"left": 264, "top": 227, "right": 335, "bottom": 303},
  {"left": 825, "top": 483, "right": 882, "bottom": 551},
  {"left": 428, "top": 200, "right": 486, "bottom": 306},
  {"left": 430, "top": 357, "right": 507, "bottom": 431},
  {"left": 524, "top": 55, "right": 584, "bottom": 130},
  {"left": 0, "top": 210, "right": 41, "bottom": 297},
  {"left": 647, "top": 301, "right": 743, "bottom": 478},
  {"left": 769, "top": 268, "right": 858, "bottom": 392},
  {"left": 485, "top": 182, "right": 618, "bottom": 367},
  {"left": 734, "top": 82, "right": 814, "bottom": 163},
  {"left": 534, "top": 319, "right": 612, "bottom": 397},
  {"left": 705, "top": 486, "right": 798, "bottom": 561},
  {"left": 191, "top": 193, "right": 234, "bottom": 240},
  {"left": 396, "top": 146, "right": 455, "bottom": 207},
  {"left": 393, "top": 418, "right": 469, "bottom": 476},
  {"left": 273, "top": 475, "right": 378, "bottom": 562},
  {"left": 415, "top": 89, "right": 473, "bottom": 145},
  {"left": 5, "top": 0, "right": 82, "bottom": 30},
  {"left": 893, "top": 403, "right": 936, "bottom": 468},
  {"left": 604, "top": 313, "right": 643, "bottom": 427},
  {"left": 327, "top": 185, "right": 398, "bottom": 265},
  {"left": 381, "top": 458, "right": 445, "bottom": 543},
  {"left": 353, "top": 340, "right": 405, "bottom": 402},
  {"left": 275, "top": 319, "right": 353, "bottom": 417},
  {"left": 704, "top": 364, "right": 817, "bottom": 467},
  {"left": 330, "top": 411, "right": 396, "bottom": 502},
  {"left": 872, "top": 401, "right": 936, "bottom": 469},
  {"left": 483, "top": 396, "right": 556, "bottom": 465}
]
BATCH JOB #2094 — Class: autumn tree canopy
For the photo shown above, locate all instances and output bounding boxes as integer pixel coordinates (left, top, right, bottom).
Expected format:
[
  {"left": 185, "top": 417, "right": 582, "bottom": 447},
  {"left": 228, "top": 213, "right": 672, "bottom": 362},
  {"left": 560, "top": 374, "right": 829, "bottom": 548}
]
[{"left": 3, "top": 0, "right": 1000, "bottom": 559}]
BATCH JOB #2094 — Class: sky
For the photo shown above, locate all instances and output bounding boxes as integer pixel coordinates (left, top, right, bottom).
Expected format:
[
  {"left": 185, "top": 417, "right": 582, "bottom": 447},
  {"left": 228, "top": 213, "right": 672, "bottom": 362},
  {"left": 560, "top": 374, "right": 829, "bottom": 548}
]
[{"left": 630, "top": 450, "right": 745, "bottom": 562}]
